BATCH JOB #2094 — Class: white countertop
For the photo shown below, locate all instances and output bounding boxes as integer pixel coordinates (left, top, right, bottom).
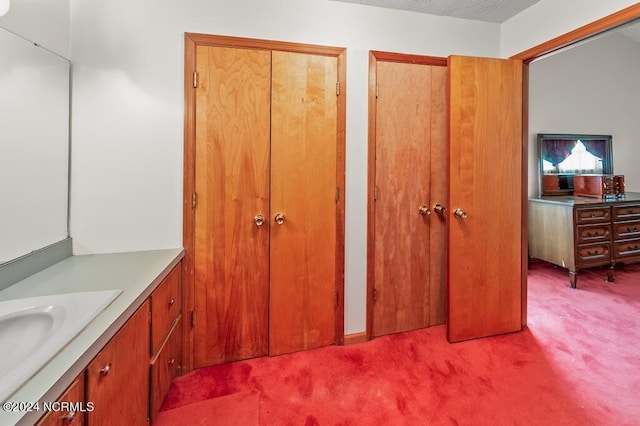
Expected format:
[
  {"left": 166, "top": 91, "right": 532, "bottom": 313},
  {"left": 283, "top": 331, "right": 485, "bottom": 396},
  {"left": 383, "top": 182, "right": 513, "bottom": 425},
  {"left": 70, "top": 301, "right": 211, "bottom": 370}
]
[{"left": 0, "top": 248, "right": 184, "bottom": 426}]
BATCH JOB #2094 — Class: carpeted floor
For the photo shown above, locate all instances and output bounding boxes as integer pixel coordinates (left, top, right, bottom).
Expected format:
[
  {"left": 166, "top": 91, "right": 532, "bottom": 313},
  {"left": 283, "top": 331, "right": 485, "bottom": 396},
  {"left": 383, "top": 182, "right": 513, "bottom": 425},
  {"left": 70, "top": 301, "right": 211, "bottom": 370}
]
[{"left": 158, "top": 261, "right": 640, "bottom": 425}]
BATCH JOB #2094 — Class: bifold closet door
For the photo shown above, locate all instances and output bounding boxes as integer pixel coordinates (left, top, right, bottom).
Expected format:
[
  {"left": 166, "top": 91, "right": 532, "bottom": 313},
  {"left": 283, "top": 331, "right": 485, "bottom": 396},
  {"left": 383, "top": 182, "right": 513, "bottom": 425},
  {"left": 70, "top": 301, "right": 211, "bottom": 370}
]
[
  {"left": 193, "top": 45, "right": 339, "bottom": 366},
  {"left": 447, "top": 55, "right": 523, "bottom": 343},
  {"left": 372, "top": 61, "right": 441, "bottom": 337},
  {"left": 269, "top": 51, "right": 338, "bottom": 356},
  {"left": 193, "top": 46, "right": 271, "bottom": 366}
]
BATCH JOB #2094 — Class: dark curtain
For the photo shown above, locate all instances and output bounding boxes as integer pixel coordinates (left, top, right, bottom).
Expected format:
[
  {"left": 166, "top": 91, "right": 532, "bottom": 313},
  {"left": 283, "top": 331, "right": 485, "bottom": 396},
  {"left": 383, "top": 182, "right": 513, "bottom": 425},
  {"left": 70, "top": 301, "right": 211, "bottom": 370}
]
[
  {"left": 581, "top": 139, "right": 607, "bottom": 160},
  {"left": 543, "top": 139, "right": 577, "bottom": 166}
]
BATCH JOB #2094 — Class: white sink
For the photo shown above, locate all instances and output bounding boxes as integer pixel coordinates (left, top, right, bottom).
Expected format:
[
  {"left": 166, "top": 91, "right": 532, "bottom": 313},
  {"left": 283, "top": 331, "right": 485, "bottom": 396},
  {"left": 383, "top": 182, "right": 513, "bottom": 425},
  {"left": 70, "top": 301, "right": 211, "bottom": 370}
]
[{"left": 0, "top": 290, "right": 121, "bottom": 402}]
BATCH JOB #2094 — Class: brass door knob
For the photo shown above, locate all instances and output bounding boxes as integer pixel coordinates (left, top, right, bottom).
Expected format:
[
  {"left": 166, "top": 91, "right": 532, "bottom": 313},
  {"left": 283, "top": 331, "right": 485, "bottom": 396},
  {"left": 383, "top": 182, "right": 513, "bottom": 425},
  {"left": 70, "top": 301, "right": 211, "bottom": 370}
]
[
  {"left": 418, "top": 205, "right": 431, "bottom": 216},
  {"left": 254, "top": 214, "right": 265, "bottom": 227},
  {"left": 453, "top": 208, "right": 468, "bottom": 219},
  {"left": 434, "top": 204, "right": 446, "bottom": 215},
  {"left": 274, "top": 213, "right": 285, "bottom": 225}
]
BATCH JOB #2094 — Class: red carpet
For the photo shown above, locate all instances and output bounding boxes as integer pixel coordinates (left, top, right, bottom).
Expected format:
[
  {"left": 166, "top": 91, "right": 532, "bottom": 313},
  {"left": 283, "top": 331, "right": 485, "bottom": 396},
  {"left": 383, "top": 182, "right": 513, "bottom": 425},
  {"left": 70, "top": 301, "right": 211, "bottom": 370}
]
[
  {"left": 159, "top": 261, "right": 640, "bottom": 425},
  {"left": 155, "top": 391, "right": 259, "bottom": 425}
]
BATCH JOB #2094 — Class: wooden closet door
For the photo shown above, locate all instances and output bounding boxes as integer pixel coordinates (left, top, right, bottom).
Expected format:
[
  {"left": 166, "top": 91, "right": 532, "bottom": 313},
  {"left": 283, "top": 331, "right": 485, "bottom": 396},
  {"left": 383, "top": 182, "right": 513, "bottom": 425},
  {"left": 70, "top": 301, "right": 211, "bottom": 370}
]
[
  {"left": 269, "top": 51, "right": 337, "bottom": 356},
  {"left": 447, "top": 55, "right": 523, "bottom": 342},
  {"left": 193, "top": 46, "right": 271, "bottom": 366},
  {"left": 373, "top": 61, "right": 442, "bottom": 337}
]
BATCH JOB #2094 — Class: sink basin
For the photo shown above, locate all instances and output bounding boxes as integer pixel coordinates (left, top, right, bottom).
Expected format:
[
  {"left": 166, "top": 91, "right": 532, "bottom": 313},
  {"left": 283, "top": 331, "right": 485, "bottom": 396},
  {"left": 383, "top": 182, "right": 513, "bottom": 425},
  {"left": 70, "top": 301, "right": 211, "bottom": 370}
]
[{"left": 0, "top": 290, "right": 121, "bottom": 402}]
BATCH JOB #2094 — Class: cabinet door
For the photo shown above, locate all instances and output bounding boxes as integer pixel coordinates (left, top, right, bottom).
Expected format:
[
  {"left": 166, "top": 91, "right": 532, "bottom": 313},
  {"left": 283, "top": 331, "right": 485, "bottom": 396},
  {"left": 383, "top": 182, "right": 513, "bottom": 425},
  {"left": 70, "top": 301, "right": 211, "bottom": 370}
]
[
  {"left": 372, "top": 60, "right": 446, "bottom": 337},
  {"left": 86, "top": 301, "right": 150, "bottom": 425},
  {"left": 269, "top": 51, "right": 338, "bottom": 356},
  {"left": 36, "top": 375, "right": 85, "bottom": 426},
  {"left": 447, "top": 55, "right": 523, "bottom": 342},
  {"left": 193, "top": 45, "right": 271, "bottom": 366},
  {"left": 150, "top": 316, "right": 182, "bottom": 422}
]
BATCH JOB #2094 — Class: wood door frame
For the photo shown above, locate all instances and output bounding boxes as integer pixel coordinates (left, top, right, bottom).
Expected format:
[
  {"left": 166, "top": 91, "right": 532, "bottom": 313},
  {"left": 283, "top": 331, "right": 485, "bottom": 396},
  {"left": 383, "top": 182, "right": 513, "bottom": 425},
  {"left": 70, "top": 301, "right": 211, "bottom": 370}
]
[
  {"left": 366, "top": 51, "right": 447, "bottom": 340},
  {"left": 183, "top": 33, "right": 347, "bottom": 373},
  {"left": 511, "top": 3, "right": 640, "bottom": 328}
]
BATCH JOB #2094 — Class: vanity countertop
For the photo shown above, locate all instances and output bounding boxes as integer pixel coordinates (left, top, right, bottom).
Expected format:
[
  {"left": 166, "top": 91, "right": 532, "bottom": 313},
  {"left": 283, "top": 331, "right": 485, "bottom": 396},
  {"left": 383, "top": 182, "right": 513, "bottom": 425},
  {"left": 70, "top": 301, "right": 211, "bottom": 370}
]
[
  {"left": 0, "top": 248, "right": 184, "bottom": 426},
  {"left": 529, "top": 191, "right": 640, "bottom": 206}
]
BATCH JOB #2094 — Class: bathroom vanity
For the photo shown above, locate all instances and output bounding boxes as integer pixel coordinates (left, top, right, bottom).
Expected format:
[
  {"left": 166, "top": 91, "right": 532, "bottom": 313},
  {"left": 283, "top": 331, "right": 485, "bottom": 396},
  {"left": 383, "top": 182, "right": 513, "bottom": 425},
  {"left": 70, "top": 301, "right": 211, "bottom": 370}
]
[{"left": 0, "top": 248, "right": 183, "bottom": 426}]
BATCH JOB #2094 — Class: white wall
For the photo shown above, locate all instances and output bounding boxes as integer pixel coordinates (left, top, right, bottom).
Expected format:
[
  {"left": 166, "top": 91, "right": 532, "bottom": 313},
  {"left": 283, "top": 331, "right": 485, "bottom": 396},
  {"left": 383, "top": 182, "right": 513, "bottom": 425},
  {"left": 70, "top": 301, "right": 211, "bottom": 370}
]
[
  {"left": 528, "top": 33, "right": 640, "bottom": 196},
  {"left": 0, "top": 0, "right": 69, "bottom": 57},
  {"left": 68, "top": 0, "right": 500, "bottom": 334},
  {"left": 500, "top": 0, "right": 639, "bottom": 58}
]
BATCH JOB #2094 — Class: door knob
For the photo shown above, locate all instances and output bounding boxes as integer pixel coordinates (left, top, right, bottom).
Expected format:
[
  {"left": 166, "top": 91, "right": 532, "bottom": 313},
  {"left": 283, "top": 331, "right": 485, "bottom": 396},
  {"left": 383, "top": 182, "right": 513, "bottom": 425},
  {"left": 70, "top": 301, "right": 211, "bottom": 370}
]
[
  {"left": 418, "top": 205, "right": 431, "bottom": 216},
  {"left": 453, "top": 208, "right": 468, "bottom": 219},
  {"left": 434, "top": 204, "right": 446, "bottom": 215},
  {"left": 274, "top": 213, "right": 285, "bottom": 225},
  {"left": 254, "top": 214, "right": 265, "bottom": 227}
]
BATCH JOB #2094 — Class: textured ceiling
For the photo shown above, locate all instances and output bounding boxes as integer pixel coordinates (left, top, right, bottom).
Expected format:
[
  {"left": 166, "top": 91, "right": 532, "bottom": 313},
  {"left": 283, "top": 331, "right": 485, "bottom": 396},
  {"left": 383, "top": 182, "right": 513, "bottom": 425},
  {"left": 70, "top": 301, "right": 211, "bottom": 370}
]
[{"left": 330, "top": 0, "right": 541, "bottom": 23}]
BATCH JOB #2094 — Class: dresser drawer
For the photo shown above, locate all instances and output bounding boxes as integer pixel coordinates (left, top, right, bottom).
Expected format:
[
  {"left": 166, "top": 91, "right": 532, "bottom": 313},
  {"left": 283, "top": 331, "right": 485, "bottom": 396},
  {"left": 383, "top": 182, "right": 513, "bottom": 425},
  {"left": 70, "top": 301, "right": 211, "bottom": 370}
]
[
  {"left": 613, "top": 205, "right": 640, "bottom": 221},
  {"left": 612, "top": 221, "right": 640, "bottom": 240},
  {"left": 576, "top": 224, "right": 611, "bottom": 244},
  {"left": 613, "top": 239, "right": 640, "bottom": 260},
  {"left": 576, "top": 243, "right": 611, "bottom": 266},
  {"left": 575, "top": 207, "right": 611, "bottom": 224}
]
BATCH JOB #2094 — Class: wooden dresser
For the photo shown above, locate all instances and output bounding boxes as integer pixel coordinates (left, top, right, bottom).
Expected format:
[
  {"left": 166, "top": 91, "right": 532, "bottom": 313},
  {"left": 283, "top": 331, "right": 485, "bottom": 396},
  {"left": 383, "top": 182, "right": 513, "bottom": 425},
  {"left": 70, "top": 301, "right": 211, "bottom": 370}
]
[{"left": 528, "top": 192, "right": 640, "bottom": 288}]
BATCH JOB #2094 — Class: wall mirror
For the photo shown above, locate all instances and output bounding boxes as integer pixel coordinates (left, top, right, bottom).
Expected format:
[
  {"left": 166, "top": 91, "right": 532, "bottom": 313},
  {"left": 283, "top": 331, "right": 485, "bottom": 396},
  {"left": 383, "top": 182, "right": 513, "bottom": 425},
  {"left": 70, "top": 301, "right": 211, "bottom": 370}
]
[
  {"left": 538, "top": 133, "right": 613, "bottom": 195},
  {"left": 0, "top": 27, "right": 70, "bottom": 263}
]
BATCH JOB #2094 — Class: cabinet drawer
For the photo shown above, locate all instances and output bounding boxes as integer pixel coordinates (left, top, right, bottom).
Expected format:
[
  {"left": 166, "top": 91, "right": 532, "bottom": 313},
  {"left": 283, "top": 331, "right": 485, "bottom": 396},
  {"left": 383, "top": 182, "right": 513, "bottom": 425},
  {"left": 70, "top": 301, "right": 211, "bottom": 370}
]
[
  {"left": 575, "top": 207, "right": 610, "bottom": 224},
  {"left": 576, "top": 224, "right": 611, "bottom": 244},
  {"left": 576, "top": 243, "right": 611, "bottom": 266},
  {"left": 613, "top": 221, "right": 640, "bottom": 240},
  {"left": 36, "top": 375, "right": 85, "bottom": 426},
  {"left": 613, "top": 239, "right": 640, "bottom": 260},
  {"left": 613, "top": 205, "right": 640, "bottom": 221},
  {"left": 151, "top": 265, "right": 182, "bottom": 355},
  {"left": 150, "top": 315, "right": 183, "bottom": 422}
]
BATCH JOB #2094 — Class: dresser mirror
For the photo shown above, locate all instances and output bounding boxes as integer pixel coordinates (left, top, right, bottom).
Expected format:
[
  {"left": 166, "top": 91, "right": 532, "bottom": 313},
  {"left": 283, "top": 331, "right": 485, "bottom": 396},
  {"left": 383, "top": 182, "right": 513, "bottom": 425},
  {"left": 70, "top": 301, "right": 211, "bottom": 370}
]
[
  {"left": 538, "top": 133, "right": 613, "bottom": 196},
  {"left": 0, "top": 27, "right": 70, "bottom": 263}
]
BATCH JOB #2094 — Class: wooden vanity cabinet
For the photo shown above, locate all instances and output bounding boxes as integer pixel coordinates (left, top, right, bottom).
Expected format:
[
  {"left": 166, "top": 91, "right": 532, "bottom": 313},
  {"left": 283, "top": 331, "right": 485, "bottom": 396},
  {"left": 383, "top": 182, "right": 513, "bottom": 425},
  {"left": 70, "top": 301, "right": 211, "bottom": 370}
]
[
  {"left": 529, "top": 193, "right": 640, "bottom": 288},
  {"left": 33, "top": 261, "right": 183, "bottom": 426},
  {"left": 36, "top": 375, "right": 85, "bottom": 426},
  {"left": 86, "top": 300, "right": 150, "bottom": 426}
]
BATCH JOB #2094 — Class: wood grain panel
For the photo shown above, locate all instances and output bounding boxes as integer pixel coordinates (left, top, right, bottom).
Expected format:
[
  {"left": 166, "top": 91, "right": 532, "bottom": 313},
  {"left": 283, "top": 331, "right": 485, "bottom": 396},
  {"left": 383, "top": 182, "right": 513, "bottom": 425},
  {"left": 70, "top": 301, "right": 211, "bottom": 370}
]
[
  {"left": 373, "top": 61, "right": 432, "bottom": 337},
  {"left": 269, "top": 51, "right": 337, "bottom": 355},
  {"left": 429, "top": 65, "right": 448, "bottom": 326},
  {"left": 86, "top": 301, "right": 150, "bottom": 426},
  {"left": 447, "top": 56, "right": 523, "bottom": 342},
  {"left": 36, "top": 374, "right": 85, "bottom": 426},
  {"left": 528, "top": 200, "right": 576, "bottom": 271},
  {"left": 193, "top": 46, "right": 271, "bottom": 366}
]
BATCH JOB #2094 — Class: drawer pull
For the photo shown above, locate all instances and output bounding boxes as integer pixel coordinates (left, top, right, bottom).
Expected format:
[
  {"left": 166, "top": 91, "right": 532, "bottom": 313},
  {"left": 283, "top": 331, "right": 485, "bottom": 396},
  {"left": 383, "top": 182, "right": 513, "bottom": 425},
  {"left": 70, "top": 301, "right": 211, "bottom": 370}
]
[
  {"left": 168, "top": 358, "right": 176, "bottom": 366},
  {"left": 168, "top": 298, "right": 175, "bottom": 307},
  {"left": 590, "top": 213, "right": 596, "bottom": 218},
  {"left": 62, "top": 411, "right": 77, "bottom": 424},
  {"left": 100, "top": 364, "right": 111, "bottom": 376}
]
